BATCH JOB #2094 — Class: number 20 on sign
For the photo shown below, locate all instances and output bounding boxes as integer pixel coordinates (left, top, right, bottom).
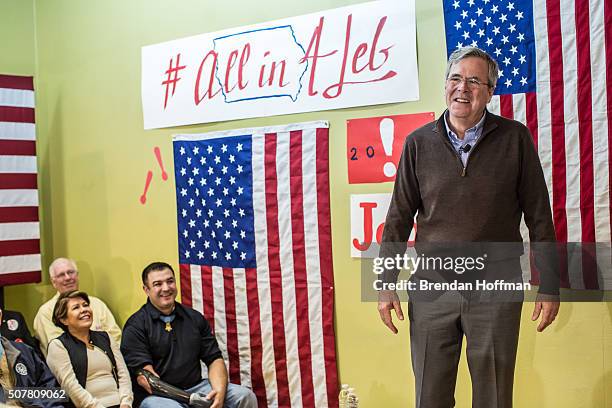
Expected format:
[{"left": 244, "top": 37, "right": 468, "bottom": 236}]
[{"left": 346, "top": 112, "right": 434, "bottom": 184}]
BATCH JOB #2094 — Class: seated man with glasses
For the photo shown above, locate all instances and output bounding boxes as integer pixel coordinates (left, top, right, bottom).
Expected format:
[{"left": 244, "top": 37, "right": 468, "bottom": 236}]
[{"left": 33, "top": 258, "right": 122, "bottom": 356}]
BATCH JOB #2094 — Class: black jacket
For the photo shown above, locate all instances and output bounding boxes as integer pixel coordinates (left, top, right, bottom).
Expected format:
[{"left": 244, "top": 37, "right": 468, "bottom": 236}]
[
  {"left": 1, "top": 310, "right": 43, "bottom": 360},
  {"left": 0, "top": 337, "right": 64, "bottom": 407}
]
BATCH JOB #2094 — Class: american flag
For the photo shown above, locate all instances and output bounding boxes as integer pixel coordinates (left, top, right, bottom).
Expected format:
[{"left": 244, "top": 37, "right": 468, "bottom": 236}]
[
  {"left": 173, "top": 121, "right": 338, "bottom": 408},
  {"left": 0, "top": 74, "right": 41, "bottom": 286},
  {"left": 443, "top": 0, "right": 612, "bottom": 290}
]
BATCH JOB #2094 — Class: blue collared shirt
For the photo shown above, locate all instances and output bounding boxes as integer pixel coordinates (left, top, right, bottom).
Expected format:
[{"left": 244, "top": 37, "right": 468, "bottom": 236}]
[{"left": 443, "top": 111, "right": 486, "bottom": 166}]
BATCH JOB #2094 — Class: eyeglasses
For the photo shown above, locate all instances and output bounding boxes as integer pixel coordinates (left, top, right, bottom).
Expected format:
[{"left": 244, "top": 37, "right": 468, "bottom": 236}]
[
  {"left": 446, "top": 75, "right": 490, "bottom": 89},
  {"left": 55, "top": 269, "right": 78, "bottom": 279}
]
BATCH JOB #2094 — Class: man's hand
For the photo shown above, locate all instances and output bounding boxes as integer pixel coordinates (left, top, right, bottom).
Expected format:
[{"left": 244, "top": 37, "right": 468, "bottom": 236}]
[
  {"left": 137, "top": 365, "right": 159, "bottom": 395},
  {"left": 377, "top": 290, "right": 404, "bottom": 334},
  {"left": 207, "top": 358, "right": 228, "bottom": 408},
  {"left": 205, "top": 388, "right": 225, "bottom": 408},
  {"left": 137, "top": 374, "right": 153, "bottom": 395},
  {"left": 532, "top": 300, "right": 560, "bottom": 332}
]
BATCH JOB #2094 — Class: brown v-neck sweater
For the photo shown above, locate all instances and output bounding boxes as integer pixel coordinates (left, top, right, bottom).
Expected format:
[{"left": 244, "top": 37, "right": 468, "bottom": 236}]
[{"left": 380, "top": 111, "right": 558, "bottom": 294}]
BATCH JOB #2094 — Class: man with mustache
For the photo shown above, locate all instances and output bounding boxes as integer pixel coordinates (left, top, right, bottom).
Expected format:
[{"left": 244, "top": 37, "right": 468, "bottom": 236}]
[{"left": 121, "top": 262, "right": 257, "bottom": 408}]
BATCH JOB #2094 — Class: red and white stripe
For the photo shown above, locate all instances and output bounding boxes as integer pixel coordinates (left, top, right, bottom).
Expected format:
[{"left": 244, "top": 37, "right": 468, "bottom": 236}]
[
  {"left": 179, "top": 122, "right": 338, "bottom": 407},
  {"left": 0, "top": 74, "right": 41, "bottom": 286},
  {"left": 487, "top": 0, "right": 612, "bottom": 289}
]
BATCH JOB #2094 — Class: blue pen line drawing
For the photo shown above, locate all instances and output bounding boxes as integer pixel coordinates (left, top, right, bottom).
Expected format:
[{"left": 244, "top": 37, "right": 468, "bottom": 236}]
[{"left": 213, "top": 24, "right": 308, "bottom": 104}]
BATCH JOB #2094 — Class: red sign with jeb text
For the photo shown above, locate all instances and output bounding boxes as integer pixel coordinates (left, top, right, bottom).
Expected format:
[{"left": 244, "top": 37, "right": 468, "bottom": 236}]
[{"left": 347, "top": 112, "right": 435, "bottom": 184}]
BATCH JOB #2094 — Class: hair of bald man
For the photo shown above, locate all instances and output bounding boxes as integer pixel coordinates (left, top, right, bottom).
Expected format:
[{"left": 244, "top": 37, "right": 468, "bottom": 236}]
[{"left": 48, "top": 257, "right": 78, "bottom": 278}]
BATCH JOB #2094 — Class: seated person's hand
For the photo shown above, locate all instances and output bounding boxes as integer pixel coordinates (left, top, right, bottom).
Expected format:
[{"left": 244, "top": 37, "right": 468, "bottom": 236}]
[
  {"left": 137, "top": 365, "right": 160, "bottom": 395},
  {"left": 206, "top": 388, "right": 225, "bottom": 408},
  {"left": 189, "top": 393, "right": 213, "bottom": 408},
  {"left": 137, "top": 373, "right": 153, "bottom": 395}
]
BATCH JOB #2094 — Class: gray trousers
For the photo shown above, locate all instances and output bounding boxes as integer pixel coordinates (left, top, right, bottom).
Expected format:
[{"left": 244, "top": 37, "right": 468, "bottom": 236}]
[{"left": 408, "top": 293, "right": 523, "bottom": 408}]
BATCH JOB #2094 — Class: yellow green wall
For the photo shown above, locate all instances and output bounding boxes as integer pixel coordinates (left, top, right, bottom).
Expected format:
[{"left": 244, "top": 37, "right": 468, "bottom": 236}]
[
  {"left": 1, "top": 0, "right": 611, "bottom": 406},
  {"left": 0, "top": 0, "right": 35, "bottom": 75}
]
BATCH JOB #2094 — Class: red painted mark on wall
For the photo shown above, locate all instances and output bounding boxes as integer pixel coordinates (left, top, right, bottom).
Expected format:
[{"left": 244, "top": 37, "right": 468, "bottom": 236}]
[
  {"left": 154, "top": 146, "right": 168, "bottom": 180},
  {"left": 140, "top": 170, "right": 153, "bottom": 204},
  {"left": 139, "top": 146, "right": 169, "bottom": 205}
]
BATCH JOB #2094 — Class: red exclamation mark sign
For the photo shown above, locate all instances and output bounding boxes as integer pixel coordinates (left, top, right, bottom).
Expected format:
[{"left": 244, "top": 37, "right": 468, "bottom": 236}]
[{"left": 380, "top": 118, "right": 396, "bottom": 177}]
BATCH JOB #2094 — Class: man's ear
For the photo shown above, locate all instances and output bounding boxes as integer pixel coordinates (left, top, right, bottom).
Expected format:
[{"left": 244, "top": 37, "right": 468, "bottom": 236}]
[
  {"left": 487, "top": 84, "right": 495, "bottom": 102},
  {"left": 142, "top": 284, "right": 149, "bottom": 295}
]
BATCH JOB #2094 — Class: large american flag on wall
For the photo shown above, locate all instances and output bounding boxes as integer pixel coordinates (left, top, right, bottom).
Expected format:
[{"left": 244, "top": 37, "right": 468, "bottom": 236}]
[
  {"left": 173, "top": 121, "right": 338, "bottom": 408},
  {"left": 443, "top": 0, "right": 612, "bottom": 290},
  {"left": 0, "top": 74, "right": 41, "bottom": 286}
]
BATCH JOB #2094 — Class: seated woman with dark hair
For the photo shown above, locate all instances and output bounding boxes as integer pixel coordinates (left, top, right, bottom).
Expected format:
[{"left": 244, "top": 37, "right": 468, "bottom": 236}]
[{"left": 46, "top": 290, "right": 133, "bottom": 408}]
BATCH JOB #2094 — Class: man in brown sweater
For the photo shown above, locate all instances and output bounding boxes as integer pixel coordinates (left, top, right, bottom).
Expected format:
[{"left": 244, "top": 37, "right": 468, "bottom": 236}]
[{"left": 378, "top": 47, "right": 560, "bottom": 407}]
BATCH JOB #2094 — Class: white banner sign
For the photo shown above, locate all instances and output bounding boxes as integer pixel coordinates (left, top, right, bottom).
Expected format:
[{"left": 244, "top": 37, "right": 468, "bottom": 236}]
[
  {"left": 142, "top": 0, "right": 418, "bottom": 129},
  {"left": 350, "top": 193, "right": 416, "bottom": 258}
]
